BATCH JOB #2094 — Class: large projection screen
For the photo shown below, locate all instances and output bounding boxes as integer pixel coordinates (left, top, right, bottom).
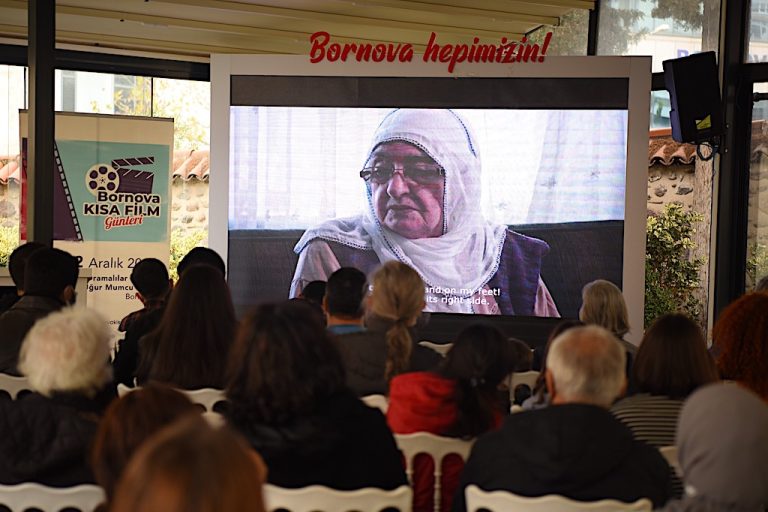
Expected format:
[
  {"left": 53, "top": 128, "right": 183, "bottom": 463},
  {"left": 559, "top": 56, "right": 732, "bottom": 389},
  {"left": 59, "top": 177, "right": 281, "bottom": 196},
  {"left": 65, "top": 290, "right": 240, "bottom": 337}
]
[{"left": 210, "top": 55, "right": 650, "bottom": 344}]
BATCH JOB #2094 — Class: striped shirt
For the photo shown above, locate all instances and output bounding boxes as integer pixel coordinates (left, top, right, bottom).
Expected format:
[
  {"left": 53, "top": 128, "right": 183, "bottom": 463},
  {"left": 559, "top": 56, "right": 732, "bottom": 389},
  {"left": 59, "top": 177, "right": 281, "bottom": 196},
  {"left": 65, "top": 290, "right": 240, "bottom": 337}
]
[{"left": 611, "top": 393, "right": 684, "bottom": 447}]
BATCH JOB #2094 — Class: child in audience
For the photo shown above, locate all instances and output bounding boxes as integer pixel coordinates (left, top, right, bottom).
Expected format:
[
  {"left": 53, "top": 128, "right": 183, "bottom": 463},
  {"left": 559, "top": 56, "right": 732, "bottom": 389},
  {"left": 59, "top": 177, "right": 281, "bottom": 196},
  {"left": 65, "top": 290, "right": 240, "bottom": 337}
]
[
  {"left": 90, "top": 384, "right": 200, "bottom": 511},
  {"left": 387, "top": 323, "right": 520, "bottom": 512},
  {"left": 225, "top": 300, "right": 407, "bottom": 490},
  {"left": 111, "top": 415, "right": 266, "bottom": 512}
]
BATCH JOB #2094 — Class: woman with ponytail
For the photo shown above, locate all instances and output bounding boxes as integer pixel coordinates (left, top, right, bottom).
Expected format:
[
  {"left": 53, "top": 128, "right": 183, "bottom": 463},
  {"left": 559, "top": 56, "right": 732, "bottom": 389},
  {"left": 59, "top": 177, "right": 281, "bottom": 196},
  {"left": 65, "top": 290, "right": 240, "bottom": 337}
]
[
  {"left": 386, "top": 323, "right": 520, "bottom": 512},
  {"left": 334, "top": 261, "right": 441, "bottom": 396}
]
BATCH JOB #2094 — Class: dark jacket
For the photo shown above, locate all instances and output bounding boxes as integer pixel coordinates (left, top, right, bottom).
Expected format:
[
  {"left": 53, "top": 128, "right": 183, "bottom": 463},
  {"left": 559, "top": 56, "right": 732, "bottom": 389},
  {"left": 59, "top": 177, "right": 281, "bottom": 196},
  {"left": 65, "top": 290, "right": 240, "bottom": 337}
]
[
  {"left": 0, "top": 389, "right": 114, "bottom": 486},
  {"left": 453, "top": 404, "right": 673, "bottom": 512},
  {"left": 0, "top": 295, "right": 64, "bottom": 374},
  {"left": 112, "top": 305, "right": 165, "bottom": 387},
  {"left": 229, "top": 390, "right": 407, "bottom": 490},
  {"left": 333, "top": 317, "right": 442, "bottom": 396}
]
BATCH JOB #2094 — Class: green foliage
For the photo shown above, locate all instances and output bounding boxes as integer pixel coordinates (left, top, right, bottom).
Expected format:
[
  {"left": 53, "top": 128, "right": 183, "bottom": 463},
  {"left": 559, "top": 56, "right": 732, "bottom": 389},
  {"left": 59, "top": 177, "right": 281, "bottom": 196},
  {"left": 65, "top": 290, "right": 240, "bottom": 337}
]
[
  {"left": 599, "top": 5, "right": 649, "bottom": 55},
  {"left": 747, "top": 242, "right": 768, "bottom": 289},
  {"left": 645, "top": 203, "right": 704, "bottom": 327},
  {"left": 169, "top": 229, "right": 207, "bottom": 282},
  {"left": 0, "top": 226, "right": 19, "bottom": 267}
]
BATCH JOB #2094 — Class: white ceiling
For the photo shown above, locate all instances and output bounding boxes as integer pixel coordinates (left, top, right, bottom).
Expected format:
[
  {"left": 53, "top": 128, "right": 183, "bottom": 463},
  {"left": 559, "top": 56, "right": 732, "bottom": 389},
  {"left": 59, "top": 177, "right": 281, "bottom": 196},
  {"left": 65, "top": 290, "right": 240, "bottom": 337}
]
[{"left": 0, "top": 0, "right": 593, "bottom": 61}]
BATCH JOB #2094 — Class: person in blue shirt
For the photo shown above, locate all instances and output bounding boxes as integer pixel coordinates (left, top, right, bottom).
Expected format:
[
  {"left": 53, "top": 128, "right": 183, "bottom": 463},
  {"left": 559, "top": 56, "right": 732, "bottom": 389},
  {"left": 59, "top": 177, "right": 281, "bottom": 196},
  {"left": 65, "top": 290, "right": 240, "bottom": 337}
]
[{"left": 324, "top": 267, "right": 368, "bottom": 336}]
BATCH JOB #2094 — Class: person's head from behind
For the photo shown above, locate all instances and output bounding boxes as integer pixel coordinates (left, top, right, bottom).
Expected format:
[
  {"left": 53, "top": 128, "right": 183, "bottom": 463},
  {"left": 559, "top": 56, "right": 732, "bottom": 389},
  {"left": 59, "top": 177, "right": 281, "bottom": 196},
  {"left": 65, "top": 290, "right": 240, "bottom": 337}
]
[
  {"left": 508, "top": 338, "right": 533, "bottom": 372},
  {"left": 545, "top": 325, "right": 626, "bottom": 408},
  {"left": 368, "top": 261, "right": 425, "bottom": 380},
  {"left": 23, "top": 247, "right": 79, "bottom": 304},
  {"left": 324, "top": 267, "right": 367, "bottom": 322},
  {"left": 177, "top": 247, "right": 226, "bottom": 278},
  {"left": 712, "top": 292, "right": 768, "bottom": 399},
  {"left": 111, "top": 416, "right": 266, "bottom": 512},
  {"left": 150, "top": 264, "right": 236, "bottom": 388},
  {"left": 360, "top": 109, "right": 480, "bottom": 240},
  {"left": 8, "top": 242, "right": 45, "bottom": 294},
  {"left": 19, "top": 307, "right": 111, "bottom": 397},
  {"left": 91, "top": 384, "right": 199, "bottom": 504},
  {"left": 226, "top": 300, "right": 345, "bottom": 424},
  {"left": 130, "top": 258, "right": 170, "bottom": 304},
  {"left": 579, "top": 279, "right": 629, "bottom": 339},
  {"left": 675, "top": 384, "right": 768, "bottom": 509},
  {"left": 440, "top": 324, "right": 520, "bottom": 437},
  {"left": 299, "top": 280, "right": 326, "bottom": 306},
  {"left": 633, "top": 314, "right": 718, "bottom": 399}
]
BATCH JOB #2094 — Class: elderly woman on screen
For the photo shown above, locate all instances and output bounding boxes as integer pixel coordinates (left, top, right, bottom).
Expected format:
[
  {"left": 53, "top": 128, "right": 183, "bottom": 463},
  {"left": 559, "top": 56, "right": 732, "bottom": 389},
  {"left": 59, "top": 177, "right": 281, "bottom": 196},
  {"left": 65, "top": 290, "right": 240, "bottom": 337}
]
[{"left": 291, "top": 108, "right": 558, "bottom": 317}]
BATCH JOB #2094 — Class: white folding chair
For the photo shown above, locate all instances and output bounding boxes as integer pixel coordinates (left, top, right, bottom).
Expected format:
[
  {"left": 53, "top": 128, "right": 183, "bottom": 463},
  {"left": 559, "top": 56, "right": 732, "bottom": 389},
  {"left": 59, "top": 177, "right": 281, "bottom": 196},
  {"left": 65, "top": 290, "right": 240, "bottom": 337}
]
[
  {"left": 0, "top": 482, "right": 105, "bottom": 512},
  {"left": 116, "top": 384, "right": 226, "bottom": 412},
  {"left": 263, "top": 484, "right": 411, "bottom": 512},
  {"left": 465, "top": 485, "right": 652, "bottom": 512},
  {"left": 0, "top": 374, "right": 32, "bottom": 400},
  {"left": 361, "top": 394, "right": 389, "bottom": 413},
  {"left": 659, "top": 445, "right": 682, "bottom": 478},
  {"left": 418, "top": 340, "right": 453, "bottom": 358},
  {"left": 116, "top": 382, "right": 133, "bottom": 397},
  {"left": 506, "top": 370, "right": 539, "bottom": 390},
  {"left": 395, "top": 432, "right": 475, "bottom": 512}
]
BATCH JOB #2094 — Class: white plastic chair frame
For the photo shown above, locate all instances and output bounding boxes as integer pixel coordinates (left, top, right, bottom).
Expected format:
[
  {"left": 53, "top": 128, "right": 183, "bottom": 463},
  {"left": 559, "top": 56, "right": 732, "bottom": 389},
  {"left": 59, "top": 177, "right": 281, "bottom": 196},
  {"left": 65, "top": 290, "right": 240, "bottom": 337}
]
[
  {"left": 0, "top": 374, "right": 32, "bottom": 400},
  {"left": 0, "top": 482, "right": 105, "bottom": 512},
  {"left": 361, "top": 394, "right": 389, "bottom": 413},
  {"left": 465, "top": 485, "right": 652, "bottom": 512},
  {"left": 116, "top": 383, "right": 225, "bottom": 412},
  {"left": 395, "top": 432, "right": 475, "bottom": 512},
  {"left": 659, "top": 445, "right": 682, "bottom": 478},
  {"left": 263, "top": 484, "right": 412, "bottom": 512},
  {"left": 418, "top": 341, "right": 453, "bottom": 358}
]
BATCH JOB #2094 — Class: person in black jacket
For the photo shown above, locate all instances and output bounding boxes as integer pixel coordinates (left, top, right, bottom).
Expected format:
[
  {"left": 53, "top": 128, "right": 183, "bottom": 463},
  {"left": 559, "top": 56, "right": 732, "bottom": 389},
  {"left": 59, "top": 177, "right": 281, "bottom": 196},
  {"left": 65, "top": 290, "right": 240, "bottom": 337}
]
[
  {"left": 0, "top": 307, "right": 115, "bottom": 486},
  {"left": 0, "top": 242, "right": 45, "bottom": 315},
  {"left": 453, "top": 325, "right": 673, "bottom": 512},
  {"left": 225, "top": 300, "right": 407, "bottom": 490}
]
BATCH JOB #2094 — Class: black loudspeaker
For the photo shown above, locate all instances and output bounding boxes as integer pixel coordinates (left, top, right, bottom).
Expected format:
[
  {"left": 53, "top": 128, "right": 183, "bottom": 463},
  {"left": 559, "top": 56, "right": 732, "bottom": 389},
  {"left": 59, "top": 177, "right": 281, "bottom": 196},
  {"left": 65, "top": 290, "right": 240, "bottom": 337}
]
[{"left": 663, "top": 51, "right": 723, "bottom": 144}]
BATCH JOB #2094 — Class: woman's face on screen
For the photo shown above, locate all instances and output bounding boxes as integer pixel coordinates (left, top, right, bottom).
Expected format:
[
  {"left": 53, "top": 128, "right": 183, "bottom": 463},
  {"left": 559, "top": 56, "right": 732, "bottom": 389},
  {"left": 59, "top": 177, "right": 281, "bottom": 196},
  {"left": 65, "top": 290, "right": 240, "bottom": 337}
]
[{"left": 369, "top": 141, "right": 445, "bottom": 239}]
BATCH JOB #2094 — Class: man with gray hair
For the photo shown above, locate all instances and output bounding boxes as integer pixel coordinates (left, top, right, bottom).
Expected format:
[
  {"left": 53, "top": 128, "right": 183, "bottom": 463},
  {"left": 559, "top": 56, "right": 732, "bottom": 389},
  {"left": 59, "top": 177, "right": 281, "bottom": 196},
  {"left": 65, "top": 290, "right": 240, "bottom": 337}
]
[{"left": 453, "top": 326, "right": 672, "bottom": 511}]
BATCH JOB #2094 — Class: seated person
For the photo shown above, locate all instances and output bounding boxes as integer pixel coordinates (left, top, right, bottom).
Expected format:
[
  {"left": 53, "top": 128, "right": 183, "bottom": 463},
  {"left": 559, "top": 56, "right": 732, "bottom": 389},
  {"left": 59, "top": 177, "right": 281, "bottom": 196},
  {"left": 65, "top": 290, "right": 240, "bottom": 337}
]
[
  {"left": 659, "top": 384, "right": 768, "bottom": 512},
  {"left": 291, "top": 108, "right": 558, "bottom": 317},
  {"left": 324, "top": 267, "right": 367, "bottom": 335},
  {"left": 579, "top": 279, "right": 636, "bottom": 374},
  {"left": 0, "top": 242, "right": 45, "bottom": 315},
  {"left": 113, "top": 258, "right": 171, "bottom": 387},
  {"left": 225, "top": 300, "right": 407, "bottom": 490},
  {"left": 453, "top": 325, "right": 672, "bottom": 511},
  {"left": 0, "top": 247, "right": 79, "bottom": 374},
  {"left": 0, "top": 308, "right": 115, "bottom": 486},
  {"left": 334, "top": 261, "right": 441, "bottom": 396},
  {"left": 387, "top": 324, "right": 521, "bottom": 512},
  {"left": 177, "top": 246, "right": 226, "bottom": 278}
]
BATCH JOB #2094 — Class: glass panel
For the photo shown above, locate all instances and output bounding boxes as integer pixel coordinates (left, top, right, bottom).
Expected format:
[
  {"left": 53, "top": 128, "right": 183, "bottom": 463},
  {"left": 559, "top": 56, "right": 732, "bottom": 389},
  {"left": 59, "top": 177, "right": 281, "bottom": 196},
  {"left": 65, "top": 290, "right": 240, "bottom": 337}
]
[
  {"left": 650, "top": 90, "right": 672, "bottom": 128},
  {"left": 0, "top": 65, "right": 25, "bottom": 267},
  {"left": 748, "top": 0, "right": 768, "bottom": 62},
  {"left": 747, "top": 82, "right": 768, "bottom": 288},
  {"left": 598, "top": 0, "right": 721, "bottom": 72},
  {"left": 528, "top": 9, "right": 589, "bottom": 56}
]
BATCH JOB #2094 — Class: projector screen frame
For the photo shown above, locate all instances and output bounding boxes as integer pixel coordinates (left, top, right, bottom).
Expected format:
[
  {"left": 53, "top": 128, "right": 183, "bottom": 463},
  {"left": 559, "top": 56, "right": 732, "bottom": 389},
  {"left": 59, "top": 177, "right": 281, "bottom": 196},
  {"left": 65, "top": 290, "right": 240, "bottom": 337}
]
[{"left": 209, "top": 55, "right": 651, "bottom": 344}]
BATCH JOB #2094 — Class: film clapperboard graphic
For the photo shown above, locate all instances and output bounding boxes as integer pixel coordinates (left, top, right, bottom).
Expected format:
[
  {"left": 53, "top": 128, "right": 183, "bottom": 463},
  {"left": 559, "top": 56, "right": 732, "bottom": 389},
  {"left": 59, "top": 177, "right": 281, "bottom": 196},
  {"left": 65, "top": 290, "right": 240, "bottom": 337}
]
[{"left": 54, "top": 145, "right": 156, "bottom": 241}]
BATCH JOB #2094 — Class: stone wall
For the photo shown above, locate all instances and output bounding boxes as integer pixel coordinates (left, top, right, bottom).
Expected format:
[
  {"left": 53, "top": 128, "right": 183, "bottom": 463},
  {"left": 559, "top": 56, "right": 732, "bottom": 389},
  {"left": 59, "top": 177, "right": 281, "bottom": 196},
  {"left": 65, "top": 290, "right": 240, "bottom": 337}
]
[{"left": 171, "top": 178, "right": 209, "bottom": 234}]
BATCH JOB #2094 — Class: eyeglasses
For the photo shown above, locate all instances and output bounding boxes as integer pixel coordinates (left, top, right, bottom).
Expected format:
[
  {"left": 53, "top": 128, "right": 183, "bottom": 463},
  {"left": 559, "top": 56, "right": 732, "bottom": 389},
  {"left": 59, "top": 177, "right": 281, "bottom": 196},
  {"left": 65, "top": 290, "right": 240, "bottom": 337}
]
[{"left": 359, "top": 162, "right": 445, "bottom": 185}]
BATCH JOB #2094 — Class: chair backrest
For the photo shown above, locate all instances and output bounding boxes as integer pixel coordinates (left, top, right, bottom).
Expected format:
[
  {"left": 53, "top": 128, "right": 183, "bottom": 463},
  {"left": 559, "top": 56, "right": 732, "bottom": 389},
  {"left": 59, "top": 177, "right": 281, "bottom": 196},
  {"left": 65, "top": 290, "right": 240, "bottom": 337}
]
[
  {"left": 465, "top": 485, "right": 652, "bottom": 512},
  {"left": 0, "top": 483, "right": 105, "bottom": 512},
  {"left": 507, "top": 371, "right": 540, "bottom": 390},
  {"left": 361, "top": 394, "right": 389, "bottom": 413},
  {"left": 263, "top": 484, "right": 411, "bottom": 512},
  {"left": 418, "top": 341, "right": 453, "bottom": 358},
  {"left": 395, "top": 432, "right": 475, "bottom": 512},
  {"left": 0, "top": 374, "right": 32, "bottom": 400},
  {"left": 659, "top": 445, "right": 682, "bottom": 477},
  {"left": 116, "top": 384, "right": 226, "bottom": 412}
]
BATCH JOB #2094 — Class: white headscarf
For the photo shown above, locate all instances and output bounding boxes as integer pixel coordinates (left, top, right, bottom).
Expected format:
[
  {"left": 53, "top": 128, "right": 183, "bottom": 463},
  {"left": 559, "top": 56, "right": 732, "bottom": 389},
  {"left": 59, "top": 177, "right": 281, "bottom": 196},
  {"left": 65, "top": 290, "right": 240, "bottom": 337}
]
[{"left": 295, "top": 109, "right": 507, "bottom": 303}]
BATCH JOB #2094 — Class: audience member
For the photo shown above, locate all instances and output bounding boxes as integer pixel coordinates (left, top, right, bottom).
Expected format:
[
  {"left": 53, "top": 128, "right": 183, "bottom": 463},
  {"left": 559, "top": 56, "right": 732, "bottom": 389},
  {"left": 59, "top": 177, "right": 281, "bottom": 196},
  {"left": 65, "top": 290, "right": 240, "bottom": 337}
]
[
  {"left": 177, "top": 246, "right": 226, "bottom": 278},
  {"left": 112, "top": 258, "right": 171, "bottom": 387},
  {"left": 0, "top": 308, "right": 115, "bottom": 486},
  {"left": 111, "top": 416, "right": 266, "bottom": 512},
  {"left": 324, "top": 267, "right": 367, "bottom": 335},
  {"left": 712, "top": 292, "right": 768, "bottom": 400},
  {"left": 335, "top": 261, "right": 441, "bottom": 395},
  {"left": 0, "top": 247, "right": 79, "bottom": 374},
  {"left": 659, "top": 383, "right": 768, "bottom": 512},
  {"left": 612, "top": 314, "right": 718, "bottom": 446},
  {"left": 523, "top": 319, "right": 583, "bottom": 410},
  {"left": 90, "top": 384, "right": 200, "bottom": 510},
  {"left": 299, "top": 279, "right": 326, "bottom": 306},
  {"left": 0, "top": 242, "right": 45, "bottom": 314},
  {"left": 579, "top": 279, "right": 636, "bottom": 371},
  {"left": 137, "top": 264, "right": 237, "bottom": 389},
  {"left": 453, "top": 326, "right": 672, "bottom": 512},
  {"left": 388, "top": 323, "right": 520, "bottom": 512},
  {"left": 225, "top": 300, "right": 407, "bottom": 490}
]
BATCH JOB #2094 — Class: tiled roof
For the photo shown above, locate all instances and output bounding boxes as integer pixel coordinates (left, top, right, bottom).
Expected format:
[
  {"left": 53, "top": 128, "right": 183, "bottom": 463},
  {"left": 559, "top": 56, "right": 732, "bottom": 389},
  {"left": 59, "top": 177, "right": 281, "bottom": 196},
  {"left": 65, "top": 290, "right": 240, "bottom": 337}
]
[
  {"left": 648, "top": 129, "right": 696, "bottom": 166},
  {"left": 0, "top": 149, "right": 210, "bottom": 185}
]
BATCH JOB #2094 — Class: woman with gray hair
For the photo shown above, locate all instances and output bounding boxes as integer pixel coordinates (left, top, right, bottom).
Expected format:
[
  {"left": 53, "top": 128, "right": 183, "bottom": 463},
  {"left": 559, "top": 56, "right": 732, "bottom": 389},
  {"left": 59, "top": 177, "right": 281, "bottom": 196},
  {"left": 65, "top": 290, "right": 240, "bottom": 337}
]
[{"left": 0, "top": 307, "right": 115, "bottom": 486}]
